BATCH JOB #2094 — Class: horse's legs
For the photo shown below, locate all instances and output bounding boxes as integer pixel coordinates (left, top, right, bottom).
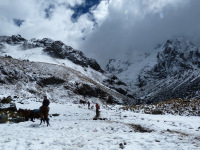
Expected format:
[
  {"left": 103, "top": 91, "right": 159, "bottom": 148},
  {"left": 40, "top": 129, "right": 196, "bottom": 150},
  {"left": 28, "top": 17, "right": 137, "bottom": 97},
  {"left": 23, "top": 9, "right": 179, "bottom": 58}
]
[
  {"left": 43, "top": 115, "right": 46, "bottom": 124},
  {"left": 30, "top": 112, "right": 34, "bottom": 122},
  {"left": 40, "top": 113, "right": 43, "bottom": 125},
  {"left": 45, "top": 110, "right": 49, "bottom": 126},
  {"left": 47, "top": 118, "right": 50, "bottom": 126},
  {"left": 44, "top": 116, "right": 49, "bottom": 126},
  {"left": 32, "top": 112, "right": 35, "bottom": 122},
  {"left": 40, "top": 117, "right": 42, "bottom": 124}
]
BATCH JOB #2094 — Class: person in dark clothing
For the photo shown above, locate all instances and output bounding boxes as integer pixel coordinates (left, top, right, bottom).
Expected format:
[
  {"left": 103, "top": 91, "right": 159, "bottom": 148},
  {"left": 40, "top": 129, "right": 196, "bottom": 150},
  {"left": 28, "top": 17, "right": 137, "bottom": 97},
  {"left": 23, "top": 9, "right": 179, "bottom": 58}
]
[
  {"left": 88, "top": 101, "right": 90, "bottom": 109},
  {"left": 42, "top": 96, "right": 50, "bottom": 107},
  {"left": 95, "top": 103, "right": 100, "bottom": 118}
]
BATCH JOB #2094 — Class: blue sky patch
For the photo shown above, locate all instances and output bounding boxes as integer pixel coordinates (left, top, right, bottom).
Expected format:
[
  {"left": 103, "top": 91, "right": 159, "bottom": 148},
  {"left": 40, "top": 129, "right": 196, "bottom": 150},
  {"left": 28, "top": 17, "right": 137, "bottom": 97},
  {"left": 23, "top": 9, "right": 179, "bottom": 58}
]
[
  {"left": 70, "top": 0, "right": 101, "bottom": 21},
  {"left": 13, "top": 19, "right": 25, "bottom": 27}
]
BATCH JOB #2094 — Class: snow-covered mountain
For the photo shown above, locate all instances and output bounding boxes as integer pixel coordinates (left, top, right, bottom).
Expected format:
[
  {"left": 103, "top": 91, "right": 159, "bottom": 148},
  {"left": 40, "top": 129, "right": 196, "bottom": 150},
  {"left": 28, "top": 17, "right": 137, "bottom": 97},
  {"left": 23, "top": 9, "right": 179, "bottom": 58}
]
[
  {"left": 2, "top": 34, "right": 200, "bottom": 105},
  {"left": 0, "top": 35, "right": 103, "bottom": 72},
  {"left": 106, "top": 37, "right": 200, "bottom": 103},
  {"left": 0, "top": 35, "right": 134, "bottom": 104}
]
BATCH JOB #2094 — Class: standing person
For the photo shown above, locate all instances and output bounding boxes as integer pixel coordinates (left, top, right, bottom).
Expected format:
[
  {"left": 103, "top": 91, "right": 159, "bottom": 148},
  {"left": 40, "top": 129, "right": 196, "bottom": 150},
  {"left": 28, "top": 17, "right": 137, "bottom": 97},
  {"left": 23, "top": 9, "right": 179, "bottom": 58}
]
[
  {"left": 88, "top": 101, "right": 90, "bottom": 109},
  {"left": 95, "top": 103, "right": 100, "bottom": 118}
]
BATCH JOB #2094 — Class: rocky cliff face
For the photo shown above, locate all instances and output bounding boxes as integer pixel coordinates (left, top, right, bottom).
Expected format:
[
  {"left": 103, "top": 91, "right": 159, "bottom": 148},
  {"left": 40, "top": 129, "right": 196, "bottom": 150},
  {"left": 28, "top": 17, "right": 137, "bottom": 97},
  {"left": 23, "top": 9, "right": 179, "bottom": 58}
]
[
  {"left": 0, "top": 35, "right": 26, "bottom": 45},
  {"left": 154, "top": 38, "right": 200, "bottom": 76},
  {"left": 106, "top": 37, "right": 200, "bottom": 104},
  {"left": 138, "top": 38, "right": 200, "bottom": 86}
]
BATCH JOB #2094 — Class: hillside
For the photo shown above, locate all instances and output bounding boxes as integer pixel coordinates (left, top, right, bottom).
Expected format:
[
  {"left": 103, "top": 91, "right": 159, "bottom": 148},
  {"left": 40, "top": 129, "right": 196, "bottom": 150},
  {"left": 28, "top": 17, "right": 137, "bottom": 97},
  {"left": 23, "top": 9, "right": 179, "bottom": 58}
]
[
  {"left": 0, "top": 35, "right": 137, "bottom": 104},
  {"left": 0, "top": 56, "right": 126, "bottom": 104}
]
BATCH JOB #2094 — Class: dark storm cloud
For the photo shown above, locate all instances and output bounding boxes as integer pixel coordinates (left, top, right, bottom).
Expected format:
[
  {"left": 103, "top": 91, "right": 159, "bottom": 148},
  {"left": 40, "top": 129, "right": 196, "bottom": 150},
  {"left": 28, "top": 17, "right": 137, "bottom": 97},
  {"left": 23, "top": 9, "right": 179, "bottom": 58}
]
[{"left": 81, "top": 0, "right": 200, "bottom": 67}]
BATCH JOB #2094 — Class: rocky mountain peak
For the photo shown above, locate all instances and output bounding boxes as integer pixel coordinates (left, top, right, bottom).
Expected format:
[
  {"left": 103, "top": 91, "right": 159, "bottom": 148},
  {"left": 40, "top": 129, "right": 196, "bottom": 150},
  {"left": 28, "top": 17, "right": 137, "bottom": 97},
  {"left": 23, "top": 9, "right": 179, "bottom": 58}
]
[
  {"left": 0, "top": 35, "right": 103, "bottom": 73},
  {"left": 0, "top": 34, "right": 26, "bottom": 45},
  {"left": 105, "top": 37, "right": 200, "bottom": 104},
  {"left": 155, "top": 38, "right": 200, "bottom": 77},
  {"left": 43, "top": 40, "right": 103, "bottom": 72}
]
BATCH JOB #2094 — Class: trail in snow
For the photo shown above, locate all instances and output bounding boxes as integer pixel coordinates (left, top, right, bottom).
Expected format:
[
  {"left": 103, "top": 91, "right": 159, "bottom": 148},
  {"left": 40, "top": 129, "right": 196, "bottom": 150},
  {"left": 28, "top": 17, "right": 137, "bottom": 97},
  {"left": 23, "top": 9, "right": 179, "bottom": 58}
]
[{"left": 1, "top": 99, "right": 200, "bottom": 150}]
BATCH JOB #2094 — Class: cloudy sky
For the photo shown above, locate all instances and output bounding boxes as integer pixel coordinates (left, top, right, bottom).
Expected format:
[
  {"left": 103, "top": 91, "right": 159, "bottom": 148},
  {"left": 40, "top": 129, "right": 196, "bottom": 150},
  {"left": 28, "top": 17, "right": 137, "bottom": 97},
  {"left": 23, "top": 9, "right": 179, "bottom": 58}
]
[{"left": 0, "top": 0, "right": 200, "bottom": 67}]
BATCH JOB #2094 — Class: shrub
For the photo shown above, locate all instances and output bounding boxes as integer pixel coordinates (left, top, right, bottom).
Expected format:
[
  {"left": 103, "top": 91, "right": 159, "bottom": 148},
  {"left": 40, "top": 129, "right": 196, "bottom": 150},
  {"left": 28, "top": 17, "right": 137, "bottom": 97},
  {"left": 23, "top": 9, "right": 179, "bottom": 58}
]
[{"left": 1, "top": 96, "right": 12, "bottom": 103}]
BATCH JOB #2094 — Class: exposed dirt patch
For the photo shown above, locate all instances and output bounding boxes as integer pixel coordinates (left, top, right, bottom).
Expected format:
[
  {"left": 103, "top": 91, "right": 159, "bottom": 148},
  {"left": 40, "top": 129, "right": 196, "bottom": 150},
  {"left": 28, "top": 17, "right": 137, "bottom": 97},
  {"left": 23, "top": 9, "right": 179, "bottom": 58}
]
[
  {"left": 128, "top": 124, "right": 154, "bottom": 133},
  {"left": 37, "top": 76, "right": 65, "bottom": 86}
]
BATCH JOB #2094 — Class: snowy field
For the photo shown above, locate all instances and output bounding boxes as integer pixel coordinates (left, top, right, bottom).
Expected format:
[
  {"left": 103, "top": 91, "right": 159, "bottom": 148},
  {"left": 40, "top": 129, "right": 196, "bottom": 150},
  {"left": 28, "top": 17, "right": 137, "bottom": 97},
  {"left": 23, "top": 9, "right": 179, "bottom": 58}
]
[{"left": 1, "top": 99, "right": 200, "bottom": 150}]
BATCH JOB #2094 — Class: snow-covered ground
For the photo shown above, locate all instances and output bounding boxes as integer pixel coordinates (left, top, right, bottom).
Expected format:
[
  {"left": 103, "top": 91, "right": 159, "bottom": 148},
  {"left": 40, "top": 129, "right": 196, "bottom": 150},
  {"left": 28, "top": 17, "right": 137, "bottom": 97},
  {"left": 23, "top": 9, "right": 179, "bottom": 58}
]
[{"left": 1, "top": 98, "right": 200, "bottom": 150}]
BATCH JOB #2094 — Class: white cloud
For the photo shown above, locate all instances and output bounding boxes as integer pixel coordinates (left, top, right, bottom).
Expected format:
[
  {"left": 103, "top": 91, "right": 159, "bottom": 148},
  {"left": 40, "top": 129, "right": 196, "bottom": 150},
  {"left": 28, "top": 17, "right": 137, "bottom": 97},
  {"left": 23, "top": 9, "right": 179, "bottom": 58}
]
[
  {"left": 91, "top": 1, "right": 109, "bottom": 26},
  {"left": 56, "top": 0, "right": 84, "bottom": 7},
  {"left": 0, "top": 0, "right": 92, "bottom": 49},
  {"left": 0, "top": 0, "right": 200, "bottom": 67}
]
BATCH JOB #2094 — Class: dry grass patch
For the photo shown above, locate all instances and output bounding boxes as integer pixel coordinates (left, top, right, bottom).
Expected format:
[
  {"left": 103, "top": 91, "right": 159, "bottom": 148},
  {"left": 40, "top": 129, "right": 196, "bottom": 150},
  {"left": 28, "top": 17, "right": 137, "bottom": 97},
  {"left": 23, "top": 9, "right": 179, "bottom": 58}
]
[{"left": 121, "top": 99, "right": 200, "bottom": 116}]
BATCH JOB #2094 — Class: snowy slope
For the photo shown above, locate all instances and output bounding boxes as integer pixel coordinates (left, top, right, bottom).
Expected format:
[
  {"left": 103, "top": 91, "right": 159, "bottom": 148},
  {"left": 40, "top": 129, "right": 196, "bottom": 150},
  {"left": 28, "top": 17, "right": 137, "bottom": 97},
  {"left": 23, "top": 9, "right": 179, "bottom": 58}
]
[
  {"left": 0, "top": 35, "right": 136, "bottom": 104},
  {"left": 0, "top": 35, "right": 104, "bottom": 83},
  {"left": 106, "top": 49, "right": 160, "bottom": 87},
  {"left": 1, "top": 44, "right": 102, "bottom": 83},
  {"left": 0, "top": 97, "right": 200, "bottom": 150},
  {"left": 0, "top": 56, "right": 129, "bottom": 104}
]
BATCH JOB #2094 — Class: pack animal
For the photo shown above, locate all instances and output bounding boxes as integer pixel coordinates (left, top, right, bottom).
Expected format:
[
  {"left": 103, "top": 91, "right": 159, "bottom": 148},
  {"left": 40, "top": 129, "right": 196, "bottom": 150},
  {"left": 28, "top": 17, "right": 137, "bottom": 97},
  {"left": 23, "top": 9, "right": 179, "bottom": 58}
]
[
  {"left": 79, "top": 100, "right": 87, "bottom": 104},
  {"left": 17, "top": 109, "right": 33, "bottom": 121},
  {"left": 30, "top": 109, "right": 40, "bottom": 121},
  {"left": 39, "top": 106, "right": 50, "bottom": 126},
  {"left": 17, "top": 108, "right": 40, "bottom": 122}
]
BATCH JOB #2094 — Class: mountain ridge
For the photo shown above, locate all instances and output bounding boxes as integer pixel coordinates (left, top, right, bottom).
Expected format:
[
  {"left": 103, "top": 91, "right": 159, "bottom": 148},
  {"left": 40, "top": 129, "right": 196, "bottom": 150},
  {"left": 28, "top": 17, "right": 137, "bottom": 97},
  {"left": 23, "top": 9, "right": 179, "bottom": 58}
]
[
  {"left": 106, "top": 37, "right": 200, "bottom": 103},
  {"left": 0, "top": 34, "right": 103, "bottom": 72}
]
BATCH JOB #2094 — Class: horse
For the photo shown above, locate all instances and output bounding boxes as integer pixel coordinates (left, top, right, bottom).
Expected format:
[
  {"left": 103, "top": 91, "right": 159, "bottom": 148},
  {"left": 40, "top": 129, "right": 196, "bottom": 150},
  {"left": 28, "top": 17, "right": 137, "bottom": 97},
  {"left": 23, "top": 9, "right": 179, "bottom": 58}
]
[
  {"left": 17, "top": 108, "right": 40, "bottom": 122},
  {"left": 39, "top": 106, "right": 50, "bottom": 126},
  {"left": 30, "top": 109, "right": 40, "bottom": 122},
  {"left": 17, "top": 108, "right": 33, "bottom": 121}
]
